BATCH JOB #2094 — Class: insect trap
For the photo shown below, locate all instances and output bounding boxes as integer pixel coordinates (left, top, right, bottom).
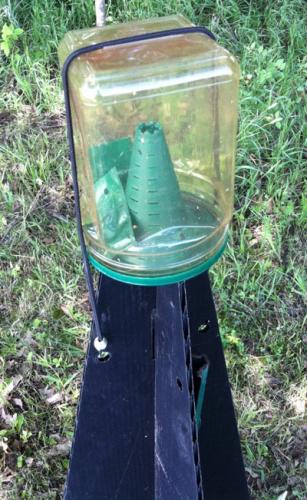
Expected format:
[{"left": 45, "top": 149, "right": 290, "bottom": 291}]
[
  {"left": 59, "top": 15, "right": 248, "bottom": 500},
  {"left": 59, "top": 15, "right": 239, "bottom": 286}
]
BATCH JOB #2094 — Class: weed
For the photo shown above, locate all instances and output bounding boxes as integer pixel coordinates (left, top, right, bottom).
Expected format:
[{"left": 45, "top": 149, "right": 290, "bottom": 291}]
[{"left": 0, "top": 23, "right": 23, "bottom": 57}]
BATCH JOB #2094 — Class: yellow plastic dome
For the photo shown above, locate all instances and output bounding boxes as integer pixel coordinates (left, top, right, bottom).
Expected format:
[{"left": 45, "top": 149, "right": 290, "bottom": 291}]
[{"left": 59, "top": 15, "right": 239, "bottom": 285}]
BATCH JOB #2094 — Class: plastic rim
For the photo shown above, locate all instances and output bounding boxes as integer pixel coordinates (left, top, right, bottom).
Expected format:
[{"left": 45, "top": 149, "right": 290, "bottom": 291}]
[{"left": 88, "top": 236, "right": 227, "bottom": 286}]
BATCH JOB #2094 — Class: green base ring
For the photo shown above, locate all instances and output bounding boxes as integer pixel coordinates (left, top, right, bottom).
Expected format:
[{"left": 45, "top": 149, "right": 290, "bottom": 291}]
[{"left": 88, "top": 237, "right": 227, "bottom": 286}]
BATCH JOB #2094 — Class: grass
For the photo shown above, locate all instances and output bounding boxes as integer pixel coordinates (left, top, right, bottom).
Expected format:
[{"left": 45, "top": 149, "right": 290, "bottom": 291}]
[{"left": 0, "top": 0, "right": 306, "bottom": 498}]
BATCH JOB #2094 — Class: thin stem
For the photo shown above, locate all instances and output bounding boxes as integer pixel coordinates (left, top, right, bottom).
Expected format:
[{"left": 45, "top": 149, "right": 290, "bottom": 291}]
[{"left": 95, "top": 0, "right": 106, "bottom": 27}]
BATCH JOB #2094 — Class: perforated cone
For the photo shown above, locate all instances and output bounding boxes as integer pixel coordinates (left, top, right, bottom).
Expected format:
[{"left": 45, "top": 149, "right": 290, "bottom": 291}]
[{"left": 126, "top": 122, "right": 185, "bottom": 238}]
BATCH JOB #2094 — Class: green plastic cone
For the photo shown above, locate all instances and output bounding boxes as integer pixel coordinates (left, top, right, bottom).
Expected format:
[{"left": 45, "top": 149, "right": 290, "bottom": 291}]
[{"left": 125, "top": 122, "right": 185, "bottom": 238}]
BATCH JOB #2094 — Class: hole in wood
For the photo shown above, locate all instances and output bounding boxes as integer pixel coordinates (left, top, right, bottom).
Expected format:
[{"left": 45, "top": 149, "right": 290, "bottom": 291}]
[
  {"left": 98, "top": 351, "right": 111, "bottom": 362},
  {"left": 191, "top": 402, "right": 195, "bottom": 419},
  {"left": 192, "top": 355, "right": 210, "bottom": 401},
  {"left": 176, "top": 377, "right": 183, "bottom": 391},
  {"left": 186, "top": 350, "right": 191, "bottom": 368},
  {"left": 192, "top": 425, "right": 197, "bottom": 442}
]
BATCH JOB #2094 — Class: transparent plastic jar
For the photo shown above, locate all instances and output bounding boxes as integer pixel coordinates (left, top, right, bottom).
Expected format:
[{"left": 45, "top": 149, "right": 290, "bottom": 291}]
[{"left": 59, "top": 15, "right": 239, "bottom": 285}]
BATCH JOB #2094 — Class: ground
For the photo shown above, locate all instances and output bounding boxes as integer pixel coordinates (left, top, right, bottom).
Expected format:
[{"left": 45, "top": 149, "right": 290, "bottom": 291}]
[{"left": 0, "top": 1, "right": 306, "bottom": 499}]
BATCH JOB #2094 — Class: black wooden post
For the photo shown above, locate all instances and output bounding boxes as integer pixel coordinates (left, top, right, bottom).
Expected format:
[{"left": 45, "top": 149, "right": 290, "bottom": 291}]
[{"left": 64, "top": 273, "right": 249, "bottom": 499}]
